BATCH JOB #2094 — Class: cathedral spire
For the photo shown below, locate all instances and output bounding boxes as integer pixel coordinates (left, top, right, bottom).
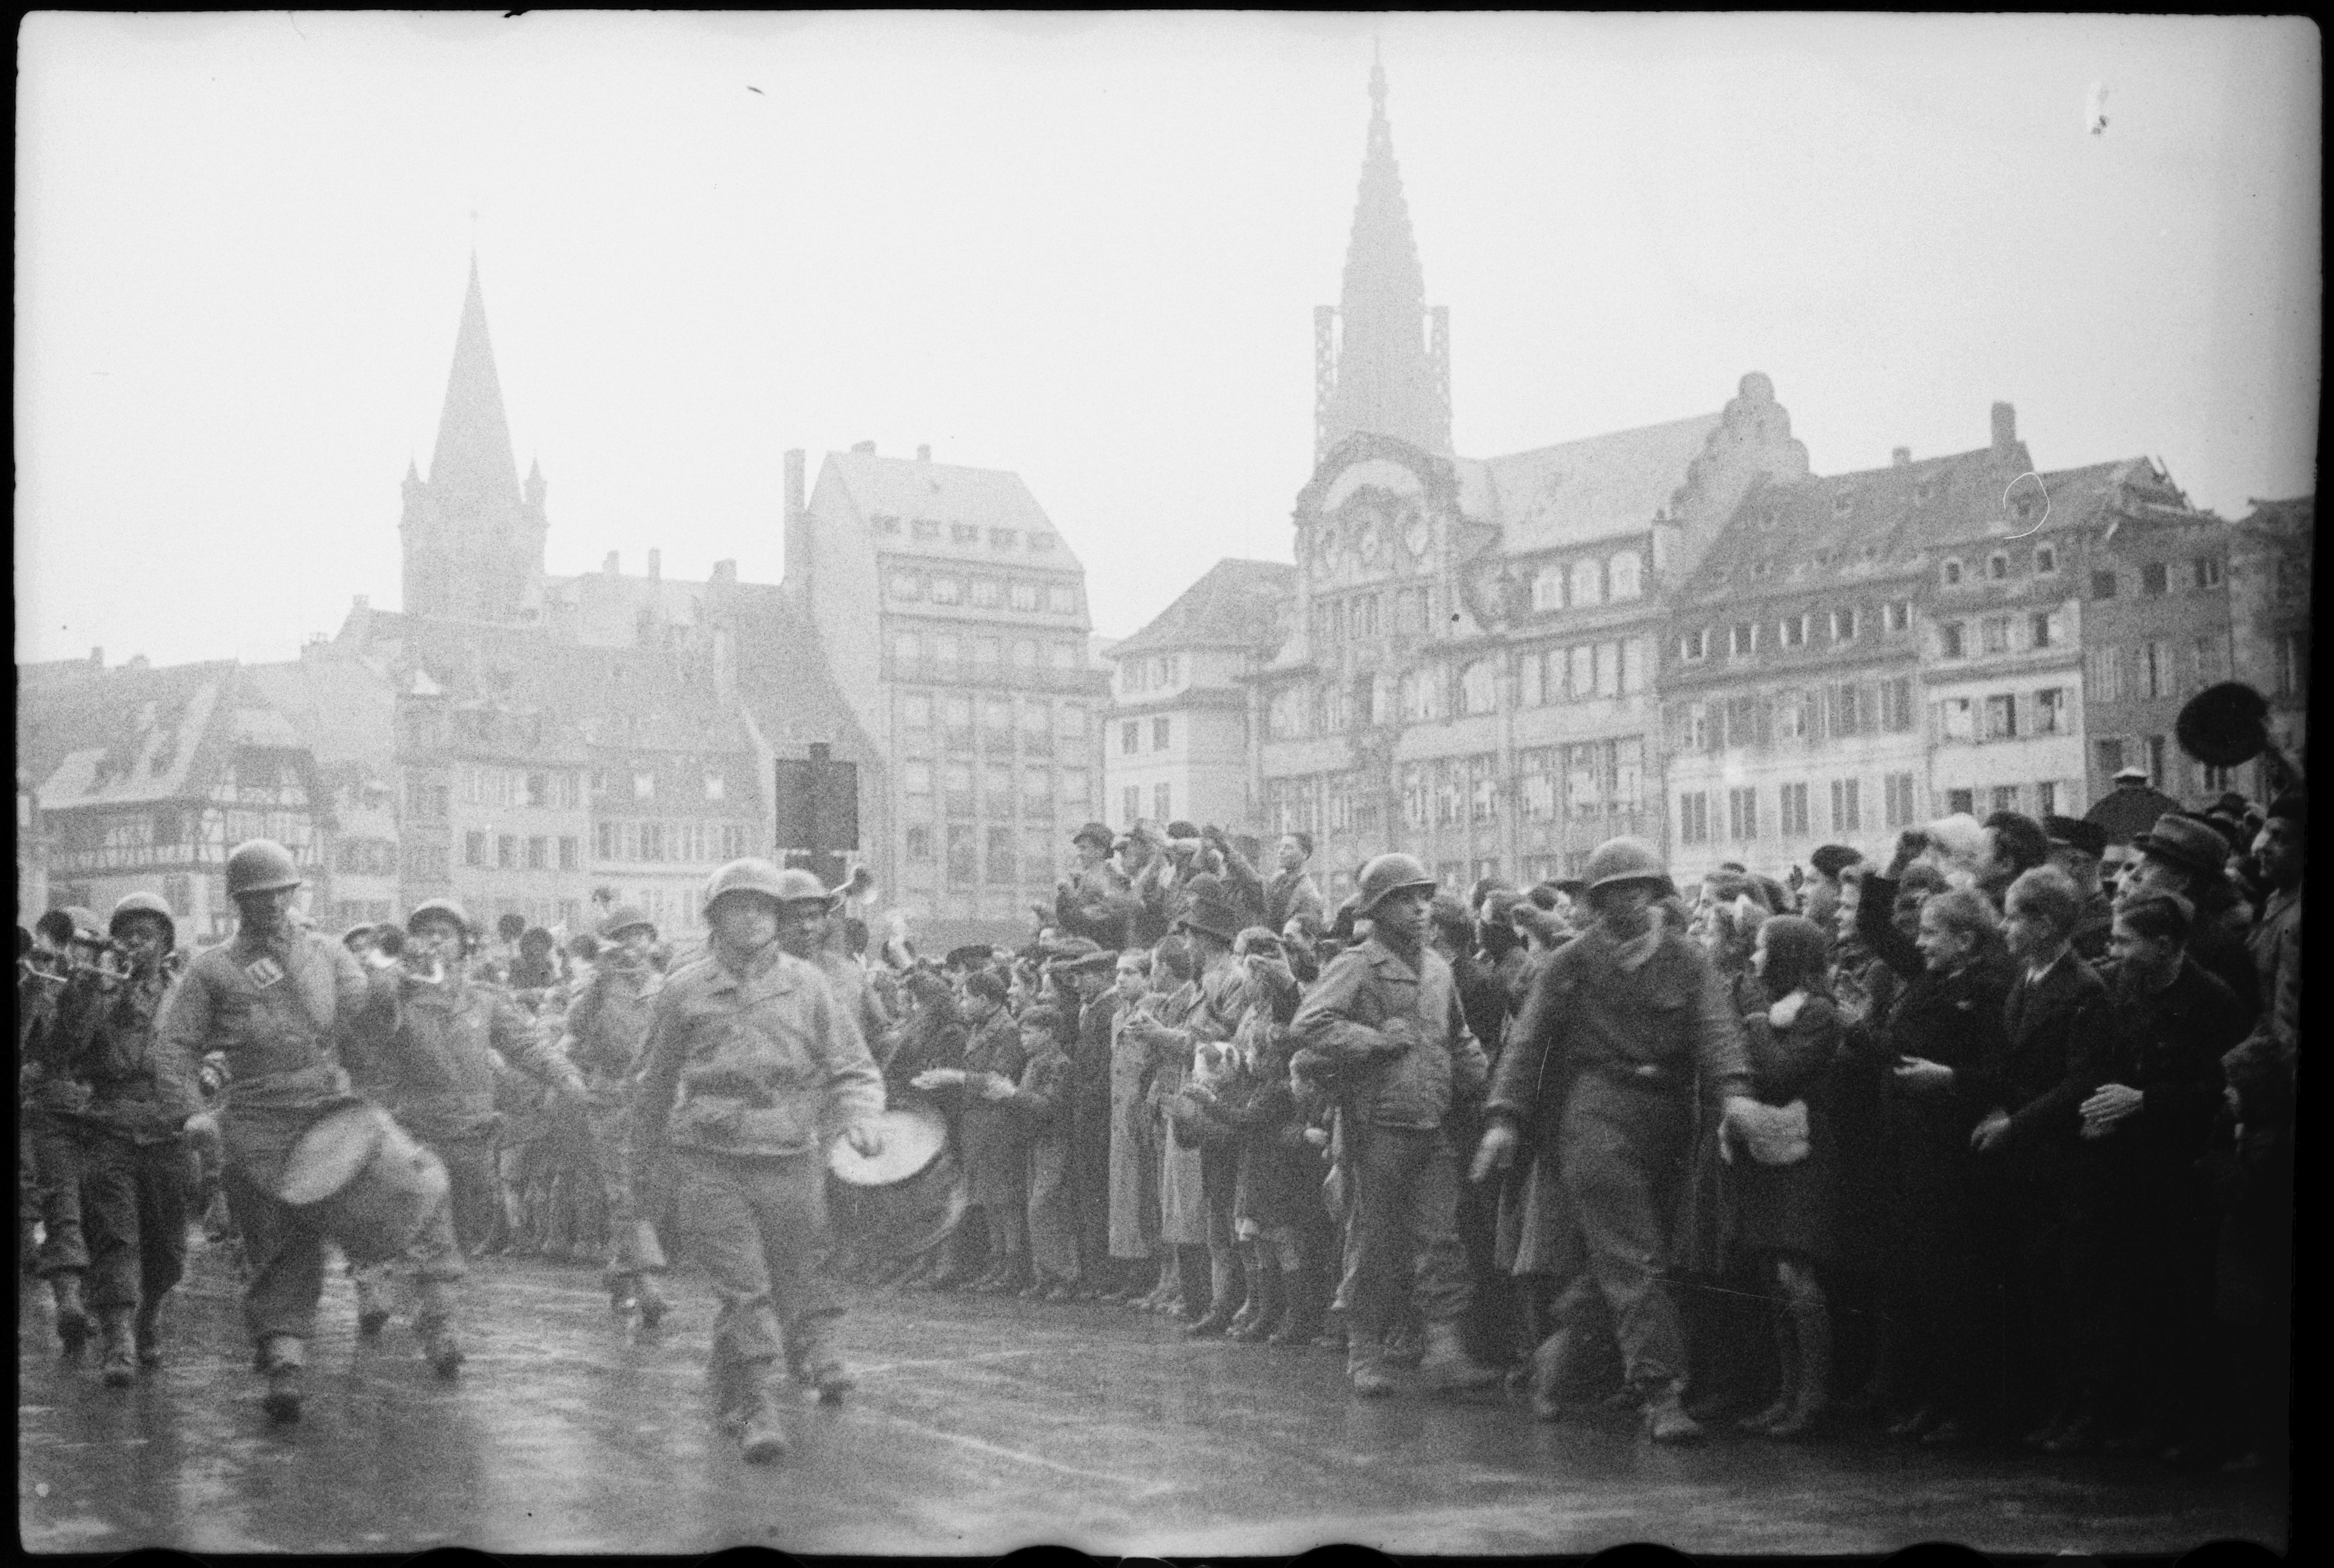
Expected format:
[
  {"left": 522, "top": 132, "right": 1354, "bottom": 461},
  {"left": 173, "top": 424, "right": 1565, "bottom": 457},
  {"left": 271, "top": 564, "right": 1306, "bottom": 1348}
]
[
  {"left": 428, "top": 254, "right": 521, "bottom": 515},
  {"left": 1319, "top": 58, "right": 1451, "bottom": 459}
]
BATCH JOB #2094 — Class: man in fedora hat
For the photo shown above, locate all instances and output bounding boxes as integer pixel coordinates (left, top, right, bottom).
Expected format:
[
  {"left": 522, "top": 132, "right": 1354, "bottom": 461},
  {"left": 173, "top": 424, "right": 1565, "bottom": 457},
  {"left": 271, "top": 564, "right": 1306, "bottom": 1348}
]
[
  {"left": 2123, "top": 813, "right": 2261, "bottom": 1024},
  {"left": 2044, "top": 816, "right": 2115, "bottom": 963},
  {"left": 1056, "top": 822, "right": 1136, "bottom": 949}
]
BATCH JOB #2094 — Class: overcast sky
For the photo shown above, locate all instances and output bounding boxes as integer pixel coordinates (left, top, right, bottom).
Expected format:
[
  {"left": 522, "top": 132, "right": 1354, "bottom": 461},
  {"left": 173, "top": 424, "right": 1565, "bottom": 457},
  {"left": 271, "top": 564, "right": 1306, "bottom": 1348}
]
[{"left": 16, "top": 10, "right": 2321, "bottom": 670}]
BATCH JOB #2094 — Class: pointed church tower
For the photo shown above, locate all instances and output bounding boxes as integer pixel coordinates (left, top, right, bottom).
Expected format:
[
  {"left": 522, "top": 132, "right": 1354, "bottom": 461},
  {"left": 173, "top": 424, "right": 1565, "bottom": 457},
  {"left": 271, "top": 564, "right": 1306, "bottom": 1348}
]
[
  {"left": 1316, "top": 57, "right": 1452, "bottom": 463},
  {"left": 400, "top": 256, "right": 548, "bottom": 622}
]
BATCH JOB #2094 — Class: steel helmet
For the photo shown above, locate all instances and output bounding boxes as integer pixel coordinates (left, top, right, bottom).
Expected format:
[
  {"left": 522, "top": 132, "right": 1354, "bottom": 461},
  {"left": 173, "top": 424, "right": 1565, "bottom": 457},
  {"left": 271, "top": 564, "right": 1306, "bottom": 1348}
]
[
  {"left": 702, "top": 858, "right": 834, "bottom": 916},
  {"left": 60, "top": 905, "right": 107, "bottom": 946},
  {"left": 1355, "top": 853, "right": 1438, "bottom": 915},
  {"left": 109, "top": 892, "right": 177, "bottom": 952},
  {"left": 406, "top": 898, "right": 476, "bottom": 944},
  {"left": 224, "top": 838, "right": 303, "bottom": 899},
  {"left": 598, "top": 905, "right": 656, "bottom": 942},
  {"left": 1583, "top": 836, "right": 1672, "bottom": 895}
]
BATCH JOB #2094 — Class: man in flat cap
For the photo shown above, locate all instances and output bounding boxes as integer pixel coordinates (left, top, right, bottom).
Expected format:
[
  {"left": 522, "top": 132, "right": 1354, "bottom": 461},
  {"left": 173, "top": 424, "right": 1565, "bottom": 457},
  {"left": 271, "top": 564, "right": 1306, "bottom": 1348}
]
[
  {"left": 2122, "top": 814, "right": 2260, "bottom": 1026},
  {"left": 2043, "top": 816, "right": 2115, "bottom": 963}
]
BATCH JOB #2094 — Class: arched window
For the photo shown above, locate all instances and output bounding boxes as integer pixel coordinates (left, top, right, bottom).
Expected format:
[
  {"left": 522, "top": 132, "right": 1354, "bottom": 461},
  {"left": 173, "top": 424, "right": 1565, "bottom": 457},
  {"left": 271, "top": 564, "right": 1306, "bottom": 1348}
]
[
  {"left": 1571, "top": 559, "right": 1604, "bottom": 607},
  {"left": 1609, "top": 551, "right": 1641, "bottom": 600}
]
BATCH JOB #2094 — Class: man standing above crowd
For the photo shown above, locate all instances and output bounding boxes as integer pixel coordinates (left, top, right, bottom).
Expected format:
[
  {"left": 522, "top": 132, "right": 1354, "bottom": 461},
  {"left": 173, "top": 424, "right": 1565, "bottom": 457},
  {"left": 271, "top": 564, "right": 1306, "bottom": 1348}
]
[
  {"left": 627, "top": 859, "right": 885, "bottom": 1463},
  {"left": 1474, "top": 836, "right": 1765, "bottom": 1445},
  {"left": 1291, "top": 853, "right": 1502, "bottom": 1401}
]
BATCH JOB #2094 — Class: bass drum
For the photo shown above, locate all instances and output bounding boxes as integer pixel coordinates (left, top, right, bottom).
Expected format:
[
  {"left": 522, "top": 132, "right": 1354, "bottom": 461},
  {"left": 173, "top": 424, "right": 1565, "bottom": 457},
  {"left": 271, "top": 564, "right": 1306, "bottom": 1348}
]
[
  {"left": 826, "top": 1094, "right": 965, "bottom": 1260},
  {"left": 276, "top": 1103, "right": 450, "bottom": 1265}
]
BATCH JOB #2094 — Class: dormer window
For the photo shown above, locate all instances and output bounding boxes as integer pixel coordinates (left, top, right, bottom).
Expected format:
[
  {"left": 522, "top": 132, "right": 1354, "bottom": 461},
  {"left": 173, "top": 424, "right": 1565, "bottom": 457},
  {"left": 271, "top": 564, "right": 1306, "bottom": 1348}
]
[
  {"left": 950, "top": 523, "right": 979, "bottom": 545},
  {"left": 1679, "top": 628, "right": 1711, "bottom": 662},
  {"left": 1914, "top": 480, "right": 1938, "bottom": 503},
  {"left": 1780, "top": 613, "right": 1809, "bottom": 649},
  {"left": 911, "top": 519, "right": 941, "bottom": 542},
  {"left": 2035, "top": 545, "right": 2058, "bottom": 575},
  {"left": 990, "top": 528, "right": 1019, "bottom": 550},
  {"left": 1729, "top": 622, "right": 1758, "bottom": 658},
  {"left": 1832, "top": 494, "right": 1853, "bottom": 517},
  {"left": 1029, "top": 533, "right": 1057, "bottom": 552},
  {"left": 873, "top": 515, "right": 903, "bottom": 536},
  {"left": 1831, "top": 606, "right": 1858, "bottom": 641},
  {"left": 1942, "top": 558, "right": 1964, "bottom": 586},
  {"left": 1987, "top": 552, "right": 2011, "bottom": 581}
]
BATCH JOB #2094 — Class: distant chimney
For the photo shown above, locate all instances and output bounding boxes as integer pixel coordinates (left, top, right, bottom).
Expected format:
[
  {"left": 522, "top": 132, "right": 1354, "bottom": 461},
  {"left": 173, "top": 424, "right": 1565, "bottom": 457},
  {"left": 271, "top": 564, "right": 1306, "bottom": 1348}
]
[
  {"left": 917, "top": 444, "right": 931, "bottom": 462},
  {"left": 128, "top": 653, "right": 151, "bottom": 669},
  {"left": 89, "top": 646, "right": 103, "bottom": 667},
  {"left": 784, "top": 448, "right": 812, "bottom": 603},
  {"left": 1991, "top": 401, "right": 2017, "bottom": 455},
  {"left": 851, "top": 440, "right": 876, "bottom": 455},
  {"left": 712, "top": 558, "right": 738, "bottom": 584},
  {"left": 353, "top": 594, "right": 369, "bottom": 609},
  {"left": 1892, "top": 447, "right": 1911, "bottom": 467},
  {"left": 603, "top": 551, "right": 620, "bottom": 576},
  {"left": 648, "top": 548, "right": 662, "bottom": 581}
]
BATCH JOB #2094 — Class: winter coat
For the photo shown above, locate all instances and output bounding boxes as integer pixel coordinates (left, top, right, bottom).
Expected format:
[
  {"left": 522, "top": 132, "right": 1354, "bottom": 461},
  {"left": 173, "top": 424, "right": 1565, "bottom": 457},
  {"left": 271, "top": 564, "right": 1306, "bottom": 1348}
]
[
  {"left": 365, "top": 971, "right": 584, "bottom": 1144},
  {"left": 1717, "top": 990, "right": 1844, "bottom": 1266},
  {"left": 1289, "top": 936, "right": 1489, "bottom": 1132},
  {"left": 2070, "top": 956, "right": 2242, "bottom": 1210},
  {"left": 627, "top": 945, "right": 883, "bottom": 1185},
  {"left": 1964, "top": 950, "right": 2113, "bottom": 1198},
  {"left": 37, "top": 962, "right": 203, "bottom": 1143},
  {"left": 954, "top": 1008, "right": 1030, "bottom": 1211},
  {"left": 1107, "top": 993, "right": 1163, "bottom": 1258}
]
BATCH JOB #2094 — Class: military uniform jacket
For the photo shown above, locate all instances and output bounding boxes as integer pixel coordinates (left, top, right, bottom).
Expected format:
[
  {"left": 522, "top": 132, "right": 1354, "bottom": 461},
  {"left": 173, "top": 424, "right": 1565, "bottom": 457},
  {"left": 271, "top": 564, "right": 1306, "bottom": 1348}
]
[
  {"left": 566, "top": 959, "right": 663, "bottom": 1088},
  {"left": 1487, "top": 923, "right": 1752, "bottom": 1142},
  {"left": 363, "top": 972, "right": 582, "bottom": 1144},
  {"left": 38, "top": 963, "right": 202, "bottom": 1142},
  {"left": 158, "top": 925, "right": 375, "bottom": 1109},
  {"left": 1290, "top": 936, "right": 1489, "bottom": 1131},
  {"left": 627, "top": 945, "right": 883, "bottom": 1188}
]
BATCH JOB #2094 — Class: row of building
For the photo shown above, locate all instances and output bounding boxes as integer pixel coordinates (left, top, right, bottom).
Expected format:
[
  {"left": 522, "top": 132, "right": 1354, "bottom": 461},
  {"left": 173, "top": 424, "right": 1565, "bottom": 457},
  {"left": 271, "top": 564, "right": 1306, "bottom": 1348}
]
[{"left": 16, "top": 62, "right": 2313, "bottom": 947}]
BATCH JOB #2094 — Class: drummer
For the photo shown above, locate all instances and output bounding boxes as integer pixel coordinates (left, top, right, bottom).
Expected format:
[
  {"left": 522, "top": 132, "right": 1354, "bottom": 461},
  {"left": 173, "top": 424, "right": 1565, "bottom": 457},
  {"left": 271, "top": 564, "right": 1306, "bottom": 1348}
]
[
  {"left": 155, "top": 838, "right": 443, "bottom": 1424},
  {"left": 628, "top": 859, "right": 886, "bottom": 1464},
  {"left": 352, "top": 898, "right": 588, "bottom": 1360}
]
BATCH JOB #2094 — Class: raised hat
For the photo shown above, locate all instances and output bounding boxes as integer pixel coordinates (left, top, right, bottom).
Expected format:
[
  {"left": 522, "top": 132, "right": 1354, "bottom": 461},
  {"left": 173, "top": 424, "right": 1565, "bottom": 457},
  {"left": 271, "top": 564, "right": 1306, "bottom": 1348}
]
[
  {"left": 944, "top": 943, "right": 996, "bottom": 972},
  {"left": 1071, "top": 821, "right": 1114, "bottom": 849},
  {"left": 2133, "top": 813, "right": 2232, "bottom": 879},
  {"left": 2267, "top": 790, "right": 2305, "bottom": 827},
  {"left": 2112, "top": 764, "right": 2151, "bottom": 783},
  {"left": 1808, "top": 844, "right": 1864, "bottom": 880},
  {"left": 2043, "top": 815, "right": 2108, "bottom": 858},
  {"left": 1174, "top": 876, "right": 1243, "bottom": 942}
]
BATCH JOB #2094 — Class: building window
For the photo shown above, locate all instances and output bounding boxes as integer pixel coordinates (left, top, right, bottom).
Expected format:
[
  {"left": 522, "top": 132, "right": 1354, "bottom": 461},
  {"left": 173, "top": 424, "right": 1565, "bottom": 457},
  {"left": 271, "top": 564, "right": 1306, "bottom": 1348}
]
[
  {"left": 2035, "top": 545, "right": 2057, "bottom": 575},
  {"left": 526, "top": 835, "right": 547, "bottom": 870},
  {"left": 1029, "top": 532, "right": 1057, "bottom": 552},
  {"left": 1884, "top": 600, "right": 1912, "bottom": 633},
  {"left": 886, "top": 569, "right": 921, "bottom": 600},
  {"left": 2145, "top": 736, "right": 2168, "bottom": 788},
  {"left": 464, "top": 831, "right": 486, "bottom": 867},
  {"left": 2089, "top": 569, "right": 2118, "bottom": 600},
  {"left": 1728, "top": 622, "right": 1757, "bottom": 658},
  {"left": 2037, "top": 781, "right": 2059, "bottom": 817},
  {"left": 1884, "top": 772, "right": 1917, "bottom": 830},
  {"left": 1057, "top": 768, "right": 1089, "bottom": 814},
  {"left": 1609, "top": 552, "right": 1642, "bottom": 600},
  {"left": 990, "top": 527, "right": 1019, "bottom": 550},
  {"left": 2087, "top": 645, "right": 2122, "bottom": 703},
  {"left": 496, "top": 834, "right": 517, "bottom": 869},
  {"left": 2141, "top": 562, "right": 2168, "bottom": 597},
  {"left": 633, "top": 771, "right": 655, "bottom": 803},
  {"left": 1045, "top": 584, "right": 1075, "bottom": 614},
  {"left": 2035, "top": 687, "right": 2067, "bottom": 734},
  {"left": 946, "top": 825, "right": 976, "bottom": 887},
  {"left": 1051, "top": 641, "right": 1078, "bottom": 670},
  {"left": 968, "top": 578, "right": 1001, "bottom": 610},
  {"left": 1622, "top": 637, "right": 1650, "bottom": 694},
  {"left": 1458, "top": 659, "right": 1500, "bottom": 716},
  {"left": 1992, "top": 785, "right": 2022, "bottom": 814},
  {"left": 1147, "top": 716, "right": 1170, "bottom": 751},
  {"left": 721, "top": 825, "right": 749, "bottom": 858},
  {"left": 1679, "top": 628, "right": 1710, "bottom": 663},
  {"left": 905, "top": 825, "right": 934, "bottom": 863},
  {"left": 703, "top": 772, "right": 725, "bottom": 803},
  {"left": 1532, "top": 568, "right": 1565, "bottom": 613},
  {"left": 1121, "top": 722, "right": 1139, "bottom": 756},
  {"left": 985, "top": 827, "right": 1016, "bottom": 884},
  {"left": 2276, "top": 632, "right": 2302, "bottom": 696},
  {"left": 1940, "top": 622, "right": 1966, "bottom": 659},
  {"left": 1942, "top": 559, "right": 1963, "bottom": 587},
  {"left": 2030, "top": 611, "right": 2056, "bottom": 649},
  {"left": 1779, "top": 782, "right": 1811, "bottom": 836},
  {"left": 2093, "top": 737, "right": 2127, "bottom": 778},
  {"left": 1728, "top": 786, "right": 1759, "bottom": 842},
  {"left": 558, "top": 836, "right": 578, "bottom": 870},
  {"left": 1005, "top": 581, "right": 1037, "bottom": 612},
  {"left": 1938, "top": 697, "right": 1976, "bottom": 742},
  {"left": 2140, "top": 641, "right": 2166, "bottom": 700},
  {"left": 1881, "top": 676, "right": 1916, "bottom": 732},
  {"left": 1830, "top": 607, "right": 1858, "bottom": 642},
  {"left": 929, "top": 576, "right": 962, "bottom": 606},
  {"left": 1985, "top": 694, "right": 2018, "bottom": 739},
  {"left": 1982, "top": 617, "right": 2011, "bottom": 654},
  {"left": 1780, "top": 613, "right": 1809, "bottom": 649},
  {"left": 1571, "top": 560, "right": 1603, "bottom": 607},
  {"left": 1776, "top": 690, "right": 1810, "bottom": 742},
  {"left": 1987, "top": 552, "right": 2011, "bottom": 582},
  {"left": 1152, "top": 783, "right": 1172, "bottom": 820},
  {"left": 1679, "top": 791, "right": 1711, "bottom": 846},
  {"left": 1121, "top": 786, "right": 1140, "bottom": 824},
  {"left": 942, "top": 763, "right": 974, "bottom": 817},
  {"left": 901, "top": 761, "right": 933, "bottom": 798},
  {"left": 1945, "top": 788, "right": 1975, "bottom": 817},
  {"left": 1830, "top": 778, "right": 1862, "bottom": 832},
  {"left": 2192, "top": 555, "right": 2223, "bottom": 589}
]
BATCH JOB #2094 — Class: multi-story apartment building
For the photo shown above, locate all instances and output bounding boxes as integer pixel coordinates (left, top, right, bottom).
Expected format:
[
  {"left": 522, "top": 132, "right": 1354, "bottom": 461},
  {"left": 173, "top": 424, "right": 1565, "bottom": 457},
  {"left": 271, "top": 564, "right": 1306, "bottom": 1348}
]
[
  {"left": 1244, "top": 63, "right": 1808, "bottom": 901},
  {"left": 792, "top": 443, "right": 1107, "bottom": 948},
  {"left": 2226, "top": 495, "right": 2311, "bottom": 800},
  {"left": 18, "top": 654, "right": 334, "bottom": 942},
  {"left": 1105, "top": 559, "right": 1292, "bottom": 832},
  {"left": 1659, "top": 441, "right": 1971, "bottom": 881},
  {"left": 249, "top": 647, "right": 402, "bottom": 931},
  {"left": 2077, "top": 467, "right": 2242, "bottom": 804}
]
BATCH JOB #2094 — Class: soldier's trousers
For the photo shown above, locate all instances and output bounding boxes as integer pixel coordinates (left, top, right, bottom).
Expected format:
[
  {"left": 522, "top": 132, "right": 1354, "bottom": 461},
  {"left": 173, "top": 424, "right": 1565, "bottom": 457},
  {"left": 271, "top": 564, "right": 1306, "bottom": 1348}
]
[
  {"left": 25, "top": 1121, "right": 90, "bottom": 1276},
  {"left": 80, "top": 1134, "right": 194, "bottom": 1313},
  {"left": 1549, "top": 1073, "right": 1694, "bottom": 1395},
  {"left": 1345, "top": 1123, "right": 1472, "bottom": 1344},
  {"left": 225, "top": 1151, "right": 464, "bottom": 1346},
  {"left": 582, "top": 1098, "right": 657, "bottom": 1278},
  {"left": 673, "top": 1149, "right": 838, "bottom": 1369}
]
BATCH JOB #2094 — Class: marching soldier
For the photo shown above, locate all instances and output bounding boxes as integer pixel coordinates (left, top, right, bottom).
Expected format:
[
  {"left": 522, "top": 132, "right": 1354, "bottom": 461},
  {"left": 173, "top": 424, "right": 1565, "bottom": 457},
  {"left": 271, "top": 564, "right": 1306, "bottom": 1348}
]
[
  {"left": 627, "top": 859, "right": 886, "bottom": 1463},
  {"left": 350, "top": 898, "right": 588, "bottom": 1362},
  {"left": 40, "top": 894, "right": 207, "bottom": 1384},
  {"left": 1473, "top": 836, "right": 1766, "bottom": 1444},
  {"left": 559, "top": 904, "right": 673, "bottom": 1326},
  {"left": 20, "top": 905, "right": 112, "bottom": 1357},
  {"left": 153, "top": 839, "right": 448, "bottom": 1423}
]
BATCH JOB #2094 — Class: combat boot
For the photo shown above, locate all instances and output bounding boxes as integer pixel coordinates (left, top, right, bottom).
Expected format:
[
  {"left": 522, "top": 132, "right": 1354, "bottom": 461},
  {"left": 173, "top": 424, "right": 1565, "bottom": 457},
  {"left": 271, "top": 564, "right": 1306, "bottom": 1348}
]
[
  {"left": 415, "top": 1280, "right": 464, "bottom": 1378},
  {"left": 1347, "top": 1335, "right": 1398, "bottom": 1398},
  {"left": 1233, "top": 1259, "right": 1285, "bottom": 1343},
  {"left": 258, "top": 1335, "right": 305, "bottom": 1423},
  {"left": 794, "top": 1318, "right": 857, "bottom": 1406},
  {"left": 1529, "top": 1325, "right": 1592, "bottom": 1422},
  {"left": 633, "top": 1273, "right": 672, "bottom": 1331},
  {"left": 97, "top": 1307, "right": 138, "bottom": 1388},
  {"left": 353, "top": 1266, "right": 394, "bottom": 1338},
  {"left": 1267, "top": 1268, "right": 1322, "bottom": 1348},
  {"left": 1644, "top": 1382, "right": 1707, "bottom": 1446},
  {"left": 736, "top": 1385, "right": 788, "bottom": 1465},
  {"left": 51, "top": 1272, "right": 93, "bottom": 1357},
  {"left": 1418, "top": 1320, "right": 1502, "bottom": 1396},
  {"left": 134, "top": 1300, "right": 165, "bottom": 1368}
]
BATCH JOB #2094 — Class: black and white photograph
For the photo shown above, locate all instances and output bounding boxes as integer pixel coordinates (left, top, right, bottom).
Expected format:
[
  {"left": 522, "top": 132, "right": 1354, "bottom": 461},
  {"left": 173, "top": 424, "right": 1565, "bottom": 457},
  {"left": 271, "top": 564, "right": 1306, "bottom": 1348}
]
[{"left": 16, "top": 10, "right": 2311, "bottom": 1557}]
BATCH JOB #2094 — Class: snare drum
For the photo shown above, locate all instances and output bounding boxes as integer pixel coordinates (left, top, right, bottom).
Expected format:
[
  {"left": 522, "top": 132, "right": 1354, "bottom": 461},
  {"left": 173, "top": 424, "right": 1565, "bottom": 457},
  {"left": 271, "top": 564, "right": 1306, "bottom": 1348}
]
[
  {"left": 276, "top": 1103, "right": 450, "bottom": 1264},
  {"left": 826, "top": 1096, "right": 965, "bottom": 1259}
]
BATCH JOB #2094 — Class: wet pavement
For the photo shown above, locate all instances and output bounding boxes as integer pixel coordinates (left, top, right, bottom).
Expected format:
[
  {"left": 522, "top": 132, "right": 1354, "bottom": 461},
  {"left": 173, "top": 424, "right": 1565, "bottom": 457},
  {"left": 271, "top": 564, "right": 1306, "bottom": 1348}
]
[{"left": 19, "top": 1238, "right": 2287, "bottom": 1556}]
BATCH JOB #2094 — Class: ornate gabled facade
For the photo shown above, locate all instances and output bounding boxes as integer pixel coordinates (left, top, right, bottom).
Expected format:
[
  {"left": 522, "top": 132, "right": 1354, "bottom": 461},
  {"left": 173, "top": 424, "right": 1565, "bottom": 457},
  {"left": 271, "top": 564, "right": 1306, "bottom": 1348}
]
[{"left": 399, "top": 258, "right": 550, "bottom": 626}]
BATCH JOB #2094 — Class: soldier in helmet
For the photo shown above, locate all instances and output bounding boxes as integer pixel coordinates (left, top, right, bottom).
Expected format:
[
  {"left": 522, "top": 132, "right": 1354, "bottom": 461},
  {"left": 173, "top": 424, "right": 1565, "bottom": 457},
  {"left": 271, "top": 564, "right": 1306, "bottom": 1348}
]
[
  {"left": 33, "top": 894, "right": 208, "bottom": 1385},
  {"left": 627, "top": 859, "right": 887, "bottom": 1463},
  {"left": 1289, "top": 853, "right": 1503, "bottom": 1399},
  {"left": 1473, "top": 836, "right": 1766, "bottom": 1445},
  {"left": 20, "top": 905, "right": 115, "bottom": 1356},
  {"left": 347, "top": 898, "right": 587, "bottom": 1364},
  {"left": 559, "top": 904, "right": 674, "bottom": 1326},
  {"left": 154, "top": 838, "right": 427, "bottom": 1423}
]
